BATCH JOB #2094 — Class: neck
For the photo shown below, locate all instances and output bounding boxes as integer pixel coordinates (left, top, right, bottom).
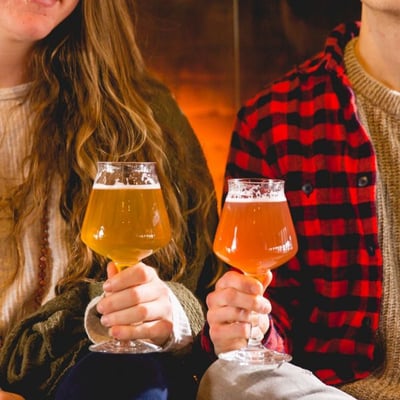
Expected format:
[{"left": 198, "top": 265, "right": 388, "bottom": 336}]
[
  {"left": 0, "top": 39, "right": 32, "bottom": 88},
  {"left": 357, "top": 5, "right": 400, "bottom": 92}
]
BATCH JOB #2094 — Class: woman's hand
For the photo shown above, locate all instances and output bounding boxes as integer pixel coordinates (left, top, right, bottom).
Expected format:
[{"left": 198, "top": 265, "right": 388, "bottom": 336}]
[
  {"left": 96, "top": 262, "right": 173, "bottom": 346},
  {"left": 0, "top": 391, "right": 25, "bottom": 400},
  {"left": 206, "top": 270, "right": 273, "bottom": 355}
]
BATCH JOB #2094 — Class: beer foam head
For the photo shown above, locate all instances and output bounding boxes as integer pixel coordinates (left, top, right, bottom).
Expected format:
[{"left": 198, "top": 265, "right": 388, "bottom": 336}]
[
  {"left": 225, "top": 194, "right": 286, "bottom": 202},
  {"left": 226, "top": 178, "right": 286, "bottom": 202},
  {"left": 93, "top": 183, "right": 161, "bottom": 189}
]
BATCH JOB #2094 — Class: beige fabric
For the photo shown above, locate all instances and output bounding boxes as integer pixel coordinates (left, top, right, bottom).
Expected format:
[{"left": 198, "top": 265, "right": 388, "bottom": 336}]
[
  {"left": 338, "top": 37, "right": 400, "bottom": 400},
  {"left": 197, "top": 361, "right": 356, "bottom": 400}
]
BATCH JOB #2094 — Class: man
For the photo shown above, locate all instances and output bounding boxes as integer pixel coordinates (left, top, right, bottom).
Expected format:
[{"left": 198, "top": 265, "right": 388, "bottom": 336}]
[{"left": 198, "top": 1, "right": 400, "bottom": 399}]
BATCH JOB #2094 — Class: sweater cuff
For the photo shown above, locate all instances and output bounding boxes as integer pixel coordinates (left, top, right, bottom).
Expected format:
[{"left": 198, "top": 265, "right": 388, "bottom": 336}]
[{"left": 84, "top": 288, "right": 193, "bottom": 352}]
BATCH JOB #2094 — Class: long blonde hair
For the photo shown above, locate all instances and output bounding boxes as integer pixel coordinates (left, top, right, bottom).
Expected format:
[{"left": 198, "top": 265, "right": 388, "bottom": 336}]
[{"left": 12, "top": 0, "right": 218, "bottom": 292}]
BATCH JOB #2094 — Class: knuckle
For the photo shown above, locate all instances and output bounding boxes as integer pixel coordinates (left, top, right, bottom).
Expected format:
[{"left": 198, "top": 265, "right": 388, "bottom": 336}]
[
  {"left": 224, "top": 287, "right": 240, "bottom": 303},
  {"left": 128, "top": 287, "right": 140, "bottom": 303},
  {"left": 206, "top": 292, "right": 216, "bottom": 307},
  {"left": 135, "top": 304, "right": 149, "bottom": 321}
]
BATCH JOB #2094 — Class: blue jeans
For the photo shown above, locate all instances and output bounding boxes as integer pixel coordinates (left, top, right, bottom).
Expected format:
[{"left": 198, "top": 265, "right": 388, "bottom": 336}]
[{"left": 55, "top": 352, "right": 198, "bottom": 400}]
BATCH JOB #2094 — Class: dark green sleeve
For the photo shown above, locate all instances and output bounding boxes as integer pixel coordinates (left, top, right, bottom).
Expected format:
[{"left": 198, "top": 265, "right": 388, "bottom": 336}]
[{"left": 0, "top": 282, "right": 98, "bottom": 400}]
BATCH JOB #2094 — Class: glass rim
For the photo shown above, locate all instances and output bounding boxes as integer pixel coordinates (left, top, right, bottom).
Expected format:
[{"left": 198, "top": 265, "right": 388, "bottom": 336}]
[
  {"left": 96, "top": 161, "right": 156, "bottom": 165},
  {"left": 227, "top": 178, "right": 284, "bottom": 184},
  {"left": 226, "top": 178, "right": 286, "bottom": 200}
]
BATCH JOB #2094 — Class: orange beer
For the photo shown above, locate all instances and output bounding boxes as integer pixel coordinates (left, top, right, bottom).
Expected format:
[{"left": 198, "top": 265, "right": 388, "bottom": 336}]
[
  {"left": 213, "top": 178, "right": 296, "bottom": 365},
  {"left": 81, "top": 183, "right": 171, "bottom": 270},
  {"left": 213, "top": 197, "right": 297, "bottom": 282}
]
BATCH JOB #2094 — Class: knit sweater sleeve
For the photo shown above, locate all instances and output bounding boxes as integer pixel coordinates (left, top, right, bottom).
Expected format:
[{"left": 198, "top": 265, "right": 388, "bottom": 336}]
[
  {"left": 0, "top": 282, "right": 94, "bottom": 400},
  {"left": 165, "top": 281, "right": 205, "bottom": 338}
]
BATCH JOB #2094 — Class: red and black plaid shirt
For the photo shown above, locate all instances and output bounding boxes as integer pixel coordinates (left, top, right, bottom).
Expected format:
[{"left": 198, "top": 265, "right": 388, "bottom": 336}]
[{"left": 202, "top": 22, "right": 382, "bottom": 386}]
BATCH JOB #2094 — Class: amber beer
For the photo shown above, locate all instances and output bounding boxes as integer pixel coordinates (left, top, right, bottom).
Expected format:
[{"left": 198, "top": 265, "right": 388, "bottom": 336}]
[
  {"left": 81, "top": 183, "right": 171, "bottom": 270},
  {"left": 213, "top": 197, "right": 298, "bottom": 281}
]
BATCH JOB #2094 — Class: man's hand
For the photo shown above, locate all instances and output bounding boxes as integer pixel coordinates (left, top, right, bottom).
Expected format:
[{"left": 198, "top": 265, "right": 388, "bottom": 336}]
[{"left": 206, "top": 270, "right": 272, "bottom": 355}]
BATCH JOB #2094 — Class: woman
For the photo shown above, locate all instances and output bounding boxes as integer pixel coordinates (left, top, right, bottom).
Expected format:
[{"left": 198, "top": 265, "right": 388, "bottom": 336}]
[{"left": 0, "top": 1, "right": 218, "bottom": 399}]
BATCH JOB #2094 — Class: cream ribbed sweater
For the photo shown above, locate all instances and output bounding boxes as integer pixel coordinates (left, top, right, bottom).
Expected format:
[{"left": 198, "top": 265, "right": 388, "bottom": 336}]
[
  {"left": 0, "top": 84, "right": 70, "bottom": 342},
  {"left": 338, "top": 38, "right": 400, "bottom": 400}
]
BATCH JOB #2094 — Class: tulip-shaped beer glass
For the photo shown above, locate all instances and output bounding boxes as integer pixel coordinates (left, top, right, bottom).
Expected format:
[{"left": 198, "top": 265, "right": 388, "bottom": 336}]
[
  {"left": 213, "top": 178, "right": 297, "bottom": 366},
  {"left": 81, "top": 161, "right": 171, "bottom": 354}
]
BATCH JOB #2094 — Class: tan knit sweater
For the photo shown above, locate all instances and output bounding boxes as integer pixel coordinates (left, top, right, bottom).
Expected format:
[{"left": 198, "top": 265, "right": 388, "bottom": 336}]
[{"left": 339, "top": 38, "right": 400, "bottom": 400}]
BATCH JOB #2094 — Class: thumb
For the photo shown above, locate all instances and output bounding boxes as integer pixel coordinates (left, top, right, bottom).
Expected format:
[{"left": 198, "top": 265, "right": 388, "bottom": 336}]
[
  {"left": 261, "top": 270, "right": 274, "bottom": 289},
  {"left": 106, "top": 262, "right": 119, "bottom": 279}
]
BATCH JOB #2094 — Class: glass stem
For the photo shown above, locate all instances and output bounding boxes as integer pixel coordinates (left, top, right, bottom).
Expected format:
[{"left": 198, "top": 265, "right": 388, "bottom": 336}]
[{"left": 248, "top": 311, "right": 264, "bottom": 348}]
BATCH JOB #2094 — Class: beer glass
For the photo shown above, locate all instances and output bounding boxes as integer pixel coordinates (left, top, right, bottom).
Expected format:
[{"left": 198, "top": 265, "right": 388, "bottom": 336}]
[
  {"left": 213, "top": 178, "right": 297, "bottom": 366},
  {"left": 81, "top": 161, "right": 172, "bottom": 353}
]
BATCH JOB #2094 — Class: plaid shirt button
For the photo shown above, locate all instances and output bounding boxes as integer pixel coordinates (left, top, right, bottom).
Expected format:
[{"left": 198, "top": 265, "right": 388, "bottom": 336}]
[
  {"left": 357, "top": 175, "right": 369, "bottom": 187},
  {"left": 362, "top": 317, "right": 372, "bottom": 328},
  {"left": 301, "top": 182, "right": 313, "bottom": 195},
  {"left": 367, "top": 245, "right": 376, "bottom": 256}
]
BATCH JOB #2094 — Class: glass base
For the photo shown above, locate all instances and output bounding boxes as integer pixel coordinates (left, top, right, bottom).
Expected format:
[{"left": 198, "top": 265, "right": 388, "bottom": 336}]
[
  {"left": 219, "top": 346, "right": 292, "bottom": 368},
  {"left": 89, "top": 339, "right": 162, "bottom": 354}
]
